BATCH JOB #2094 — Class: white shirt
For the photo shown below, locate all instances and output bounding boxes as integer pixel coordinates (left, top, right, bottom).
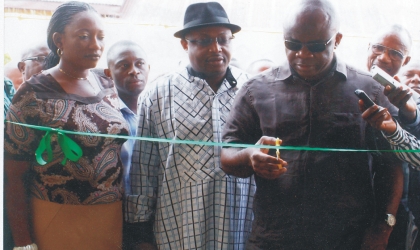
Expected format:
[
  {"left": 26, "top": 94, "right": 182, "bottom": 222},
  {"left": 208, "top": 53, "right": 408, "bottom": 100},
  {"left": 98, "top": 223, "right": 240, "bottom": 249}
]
[{"left": 127, "top": 66, "right": 255, "bottom": 249}]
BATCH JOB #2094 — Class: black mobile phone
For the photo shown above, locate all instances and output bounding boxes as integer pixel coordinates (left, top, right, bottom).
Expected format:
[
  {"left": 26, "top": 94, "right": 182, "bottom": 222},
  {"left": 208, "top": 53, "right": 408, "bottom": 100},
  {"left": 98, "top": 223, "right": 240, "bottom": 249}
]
[{"left": 354, "top": 89, "right": 375, "bottom": 108}]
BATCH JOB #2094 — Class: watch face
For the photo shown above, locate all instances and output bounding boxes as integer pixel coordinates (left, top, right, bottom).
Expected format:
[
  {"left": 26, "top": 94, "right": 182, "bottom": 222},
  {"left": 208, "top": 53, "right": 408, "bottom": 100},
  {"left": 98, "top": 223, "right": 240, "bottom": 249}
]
[{"left": 386, "top": 214, "right": 396, "bottom": 227}]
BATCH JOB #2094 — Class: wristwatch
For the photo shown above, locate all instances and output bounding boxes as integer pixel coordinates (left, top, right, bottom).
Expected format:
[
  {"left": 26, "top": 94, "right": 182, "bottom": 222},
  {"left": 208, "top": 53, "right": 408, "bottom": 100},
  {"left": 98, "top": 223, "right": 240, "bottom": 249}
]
[
  {"left": 13, "top": 243, "right": 38, "bottom": 250},
  {"left": 384, "top": 213, "right": 396, "bottom": 227}
]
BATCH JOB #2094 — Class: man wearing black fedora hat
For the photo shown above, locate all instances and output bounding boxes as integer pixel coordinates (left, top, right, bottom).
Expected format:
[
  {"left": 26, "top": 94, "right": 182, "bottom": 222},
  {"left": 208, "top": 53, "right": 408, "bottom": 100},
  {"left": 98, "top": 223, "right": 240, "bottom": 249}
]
[{"left": 126, "top": 2, "right": 255, "bottom": 250}]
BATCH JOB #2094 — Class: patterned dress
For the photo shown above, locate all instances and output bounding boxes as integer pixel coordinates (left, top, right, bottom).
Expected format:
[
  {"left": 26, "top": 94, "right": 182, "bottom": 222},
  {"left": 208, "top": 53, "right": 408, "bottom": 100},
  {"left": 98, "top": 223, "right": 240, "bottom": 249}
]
[
  {"left": 126, "top": 66, "right": 256, "bottom": 250},
  {"left": 4, "top": 72, "right": 129, "bottom": 205}
]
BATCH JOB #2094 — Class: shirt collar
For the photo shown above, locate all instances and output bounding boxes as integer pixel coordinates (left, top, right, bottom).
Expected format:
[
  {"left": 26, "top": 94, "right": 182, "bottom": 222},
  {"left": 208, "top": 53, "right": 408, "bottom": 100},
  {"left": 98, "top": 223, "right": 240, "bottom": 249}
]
[
  {"left": 275, "top": 55, "right": 347, "bottom": 82},
  {"left": 118, "top": 97, "right": 136, "bottom": 116},
  {"left": 186, "top": 65, "right": 238, "bottom": 88}
]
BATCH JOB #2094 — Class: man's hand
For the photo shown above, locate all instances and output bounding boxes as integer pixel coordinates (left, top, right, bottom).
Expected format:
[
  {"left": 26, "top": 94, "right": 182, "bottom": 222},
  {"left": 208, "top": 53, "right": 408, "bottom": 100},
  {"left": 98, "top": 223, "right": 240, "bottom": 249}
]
[
  {"left": 384, "top": 76, "right": 417, "bottom": 122},
  {"left": 249, "top": 136, "right": 288, "bottom": 179},
  {"left": 359, "top": 100, "right": 397, "bottom": 135},
  {"left": 361, "top": 223, "right": 392, "bottom": 250}
]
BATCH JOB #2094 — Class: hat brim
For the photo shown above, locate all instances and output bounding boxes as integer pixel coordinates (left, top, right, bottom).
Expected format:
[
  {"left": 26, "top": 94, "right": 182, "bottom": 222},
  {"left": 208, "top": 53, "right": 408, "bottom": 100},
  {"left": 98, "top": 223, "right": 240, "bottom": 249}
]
[{"left": 174, "top": 23, "right": 241, "bottom": 38}]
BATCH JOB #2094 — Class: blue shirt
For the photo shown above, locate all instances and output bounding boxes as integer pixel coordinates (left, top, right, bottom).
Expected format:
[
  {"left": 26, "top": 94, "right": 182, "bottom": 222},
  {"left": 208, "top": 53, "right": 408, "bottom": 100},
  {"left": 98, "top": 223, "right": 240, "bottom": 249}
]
[{"left": 119, "top": 98, "right": 139, "bottom": 195}]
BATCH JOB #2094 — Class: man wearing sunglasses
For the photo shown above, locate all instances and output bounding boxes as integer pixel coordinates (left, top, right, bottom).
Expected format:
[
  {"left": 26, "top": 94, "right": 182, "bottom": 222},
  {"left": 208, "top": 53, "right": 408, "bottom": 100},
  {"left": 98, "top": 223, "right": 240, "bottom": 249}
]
[
  {"left": 127, "top": 2, "right": 254, "bottom": 249},
  {"left": 221, "top": 0, "right": 404, "bottom": 249},
  {"left": 17, "top": 42, "right": 50, "bottom": 87}
]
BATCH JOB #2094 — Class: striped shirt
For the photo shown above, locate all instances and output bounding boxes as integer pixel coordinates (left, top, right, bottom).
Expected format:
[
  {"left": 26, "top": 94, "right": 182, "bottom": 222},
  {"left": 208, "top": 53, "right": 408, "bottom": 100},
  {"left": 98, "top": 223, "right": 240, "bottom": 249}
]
[
  {"left": 127, "top": 66, "right": 255, "bottom": 250},
  {"left": 383, "top": 122, "right": 420, "bottom": 170}
]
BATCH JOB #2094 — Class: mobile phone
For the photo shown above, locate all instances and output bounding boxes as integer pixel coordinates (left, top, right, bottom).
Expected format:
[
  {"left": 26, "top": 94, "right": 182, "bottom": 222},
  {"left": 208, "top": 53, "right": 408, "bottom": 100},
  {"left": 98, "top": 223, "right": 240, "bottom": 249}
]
[
  {"left": 371, "top": 66, "right": 401, "bottom": 90},
  {"left": 354, "top": 89, "right": 375, "bottom": 108}
]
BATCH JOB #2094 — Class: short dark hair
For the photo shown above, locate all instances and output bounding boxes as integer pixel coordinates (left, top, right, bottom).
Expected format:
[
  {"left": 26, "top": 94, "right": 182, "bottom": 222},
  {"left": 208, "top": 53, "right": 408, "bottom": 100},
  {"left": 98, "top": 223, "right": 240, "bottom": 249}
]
[
  {"left": 106, "top": 40, "right": 147, "bottom": 67},
  {"left": 44, "top": 1, "right": 97, "bottom": 69},
  {"left": 375, "top": 24, "right": 412, "bottom": 54}
]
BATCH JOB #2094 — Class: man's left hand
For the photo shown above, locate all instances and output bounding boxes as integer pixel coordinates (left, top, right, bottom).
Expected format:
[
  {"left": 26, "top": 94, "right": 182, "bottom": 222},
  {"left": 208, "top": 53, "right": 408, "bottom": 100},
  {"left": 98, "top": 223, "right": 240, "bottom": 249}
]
[{"left": 361, "top": 223, "right": 393, "bottom": 250}]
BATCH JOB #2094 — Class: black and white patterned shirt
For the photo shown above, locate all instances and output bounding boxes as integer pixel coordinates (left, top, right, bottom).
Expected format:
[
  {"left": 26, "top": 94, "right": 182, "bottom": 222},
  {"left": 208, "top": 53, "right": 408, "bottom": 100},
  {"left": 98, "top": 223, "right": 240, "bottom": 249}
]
[
  {"left": 383, "top": 122, "right": 420, "bottom": 170},
  {"left": 126, "top": 66, "right": 255, "bottom": 249}
]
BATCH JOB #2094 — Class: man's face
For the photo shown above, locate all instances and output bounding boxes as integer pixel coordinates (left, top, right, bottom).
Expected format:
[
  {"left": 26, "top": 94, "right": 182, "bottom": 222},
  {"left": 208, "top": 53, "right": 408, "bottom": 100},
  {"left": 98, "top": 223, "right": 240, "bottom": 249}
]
[
  {"left": 284, "top": 12, "right": 340, "bottom": 81},
  {"left": 20, "top": 46, "right": 50, "bottom": 81},
  {"left": 367, "top": 33, "right": 411, "bottom": 77},
  {"left": 181, "top": 26, "right": 233, "bottom": 77},
  {"left": 107, "top": 46, "right": 150, "bottom": 97},
  {"left": 399, "top": 63, "right": 420, "bottom": 94}
]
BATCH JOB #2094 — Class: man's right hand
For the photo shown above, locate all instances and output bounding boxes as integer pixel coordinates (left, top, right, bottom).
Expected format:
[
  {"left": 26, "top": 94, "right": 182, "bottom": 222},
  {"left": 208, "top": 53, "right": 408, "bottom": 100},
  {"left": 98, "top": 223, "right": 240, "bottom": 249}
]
[
  {"left": 249, "top": 136, "right": 288, "bottom": 179},
  {"left": 384, "top": 76, "right": 417, "bottom": 122}
]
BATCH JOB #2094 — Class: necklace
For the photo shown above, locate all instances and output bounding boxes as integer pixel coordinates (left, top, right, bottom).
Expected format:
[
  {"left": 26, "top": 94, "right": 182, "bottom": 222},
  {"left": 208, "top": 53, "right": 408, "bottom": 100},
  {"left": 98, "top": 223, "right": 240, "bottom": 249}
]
[
  {"left": 59, "top": 68, "right": 88, "bottom": 80},
  {"left": 59, "top": 68, "right": 98, "bottom": 94}
]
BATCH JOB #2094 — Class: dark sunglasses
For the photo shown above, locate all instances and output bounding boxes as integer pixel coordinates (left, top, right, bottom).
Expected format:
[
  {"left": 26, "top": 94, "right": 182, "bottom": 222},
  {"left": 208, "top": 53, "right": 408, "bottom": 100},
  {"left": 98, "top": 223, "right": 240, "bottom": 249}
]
[
  {"left": 22, "top": 55, "right": 47, "bottom": 63},
  {"left": 284, "top": 33, "right": 337, "bottom": 53},
  {"left": 370, "top": 44, "right": 404, "bottom": 61},
  {"left": 185, "top": 35, "right": 235, "bottom": 47}
]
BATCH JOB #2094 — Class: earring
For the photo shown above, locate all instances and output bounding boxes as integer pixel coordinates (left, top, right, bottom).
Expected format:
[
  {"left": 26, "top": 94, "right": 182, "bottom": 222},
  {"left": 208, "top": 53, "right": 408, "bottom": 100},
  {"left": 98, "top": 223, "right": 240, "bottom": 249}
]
[{"left": 57, "top": 48, "right": 63, "bottom": 57}]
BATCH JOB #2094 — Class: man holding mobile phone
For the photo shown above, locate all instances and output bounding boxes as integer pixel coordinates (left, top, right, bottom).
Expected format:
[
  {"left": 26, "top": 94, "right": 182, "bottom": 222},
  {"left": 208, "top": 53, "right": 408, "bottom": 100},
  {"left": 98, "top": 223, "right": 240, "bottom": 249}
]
[
  {"left": 367, "top": 25, "right": 420, "bottom": 249},
  {"left": 367, "top": 24, "right": 419, "bottom": 131}
]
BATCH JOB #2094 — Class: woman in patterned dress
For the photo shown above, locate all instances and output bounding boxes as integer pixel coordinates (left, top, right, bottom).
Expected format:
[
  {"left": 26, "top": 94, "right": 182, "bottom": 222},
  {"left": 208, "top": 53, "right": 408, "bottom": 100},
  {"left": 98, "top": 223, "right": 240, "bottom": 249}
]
[{"left": 4, "top": 2, "right": 129, "bottom": 249}]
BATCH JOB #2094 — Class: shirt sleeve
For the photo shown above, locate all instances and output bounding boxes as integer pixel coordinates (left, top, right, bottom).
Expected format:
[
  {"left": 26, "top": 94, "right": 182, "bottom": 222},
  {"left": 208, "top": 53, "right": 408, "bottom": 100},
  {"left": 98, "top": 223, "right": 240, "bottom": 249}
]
[
  {"left": 4, "top": 84, "right": 43, "bottom": 161},
  {"left": 125, "top": 89, "right": 160, "bottom": 224},
  {"left": 382, "top": 121, "right": 420, "bottom": 170},
  {"left": 222, "top": 82, "right": 262, "bottom": 145},
  {"left": 399, "top": 93, "right": 420, "bottom": 138}
]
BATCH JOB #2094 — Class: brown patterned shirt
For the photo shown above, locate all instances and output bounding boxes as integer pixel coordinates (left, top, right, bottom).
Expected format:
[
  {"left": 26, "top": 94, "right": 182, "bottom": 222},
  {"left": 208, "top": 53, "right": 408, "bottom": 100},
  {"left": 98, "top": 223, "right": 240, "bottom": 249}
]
[{"left": 4, "top": 71, "right": 129, "bottom": 205}]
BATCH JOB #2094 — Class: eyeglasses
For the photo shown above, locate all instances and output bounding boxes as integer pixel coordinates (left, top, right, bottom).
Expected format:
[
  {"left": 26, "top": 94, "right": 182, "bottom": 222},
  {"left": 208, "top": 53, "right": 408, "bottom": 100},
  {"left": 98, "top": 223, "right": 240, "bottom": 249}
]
[
  {"left": 370, "top": 44, "right": 404, "bottom": 61},
  {"left": 22, "top": 56, "right": 47, "bottom": 63},
  {"left": 284, "top": 33, "right": 337, "bottom": 53},
  {"left": 185, "top": 35, "right": 235, "bottom": 47}
]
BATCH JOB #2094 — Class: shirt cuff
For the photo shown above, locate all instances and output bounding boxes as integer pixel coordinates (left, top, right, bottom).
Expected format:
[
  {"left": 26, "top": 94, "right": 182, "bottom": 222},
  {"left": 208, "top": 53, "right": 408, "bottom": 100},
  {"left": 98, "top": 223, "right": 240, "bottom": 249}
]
[
  {"left": 382, "top": 122, "right": 404, "bottom": 145},
  {"left": 399, "top": 108, "right": 420, "bottom": 128}
]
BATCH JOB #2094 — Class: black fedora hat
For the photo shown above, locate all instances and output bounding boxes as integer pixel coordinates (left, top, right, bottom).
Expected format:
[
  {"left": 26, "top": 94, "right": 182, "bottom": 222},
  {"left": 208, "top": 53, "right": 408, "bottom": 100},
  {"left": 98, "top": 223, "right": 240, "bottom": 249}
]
[{"left": 174, "top": 2, "right": 241, "bottom": 38}]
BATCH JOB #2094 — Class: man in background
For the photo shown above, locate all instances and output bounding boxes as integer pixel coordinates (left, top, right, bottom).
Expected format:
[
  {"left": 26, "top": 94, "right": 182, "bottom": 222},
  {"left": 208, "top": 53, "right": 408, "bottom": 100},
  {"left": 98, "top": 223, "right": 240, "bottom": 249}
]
[
  {"left": 367, "top": 25, "right": 419, "bottom": 249},
  {"left": 367, "top": 24, "right": 411, "bottom": 77},
  {"left": 17, "top": 42, "right": 50, "bottom": 89},
  {"left": 397, "top": 61, "right": 420, "bottom": 249},
  {"left": 104, "top": 40, "right": 150, "bottom": 249}
]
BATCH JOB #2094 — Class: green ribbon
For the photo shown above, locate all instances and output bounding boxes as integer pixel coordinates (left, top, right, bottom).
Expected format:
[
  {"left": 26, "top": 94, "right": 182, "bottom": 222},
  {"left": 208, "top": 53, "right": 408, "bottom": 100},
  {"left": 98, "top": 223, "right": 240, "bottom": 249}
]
[
  {"left": 35, "top": 129, "right": 83, "bottom": 165},
  {"left": 6, "top": 120, "right": 420, "bottom": 160}
]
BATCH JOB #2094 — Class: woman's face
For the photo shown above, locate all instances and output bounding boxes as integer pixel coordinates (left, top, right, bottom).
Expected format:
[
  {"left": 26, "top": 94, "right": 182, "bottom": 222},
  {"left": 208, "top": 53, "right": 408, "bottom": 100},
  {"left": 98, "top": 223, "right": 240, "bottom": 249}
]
[{"left": 58, "top": 11, "right": 105, "bottom": 70}]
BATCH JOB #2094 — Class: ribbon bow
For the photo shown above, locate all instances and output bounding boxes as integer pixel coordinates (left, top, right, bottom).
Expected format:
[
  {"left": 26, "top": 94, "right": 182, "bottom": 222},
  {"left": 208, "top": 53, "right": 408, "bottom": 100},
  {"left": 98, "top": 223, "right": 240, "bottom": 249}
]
[{"left": 35, "top": 129, "right": 83, "bottom": 165}]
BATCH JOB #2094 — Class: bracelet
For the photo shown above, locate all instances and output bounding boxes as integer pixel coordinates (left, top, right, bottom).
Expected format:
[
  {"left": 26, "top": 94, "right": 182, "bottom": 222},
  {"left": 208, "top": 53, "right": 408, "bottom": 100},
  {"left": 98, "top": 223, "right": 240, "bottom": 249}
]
[{"left": 13, "top": 243, "right": 38, "bottom": 250}]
